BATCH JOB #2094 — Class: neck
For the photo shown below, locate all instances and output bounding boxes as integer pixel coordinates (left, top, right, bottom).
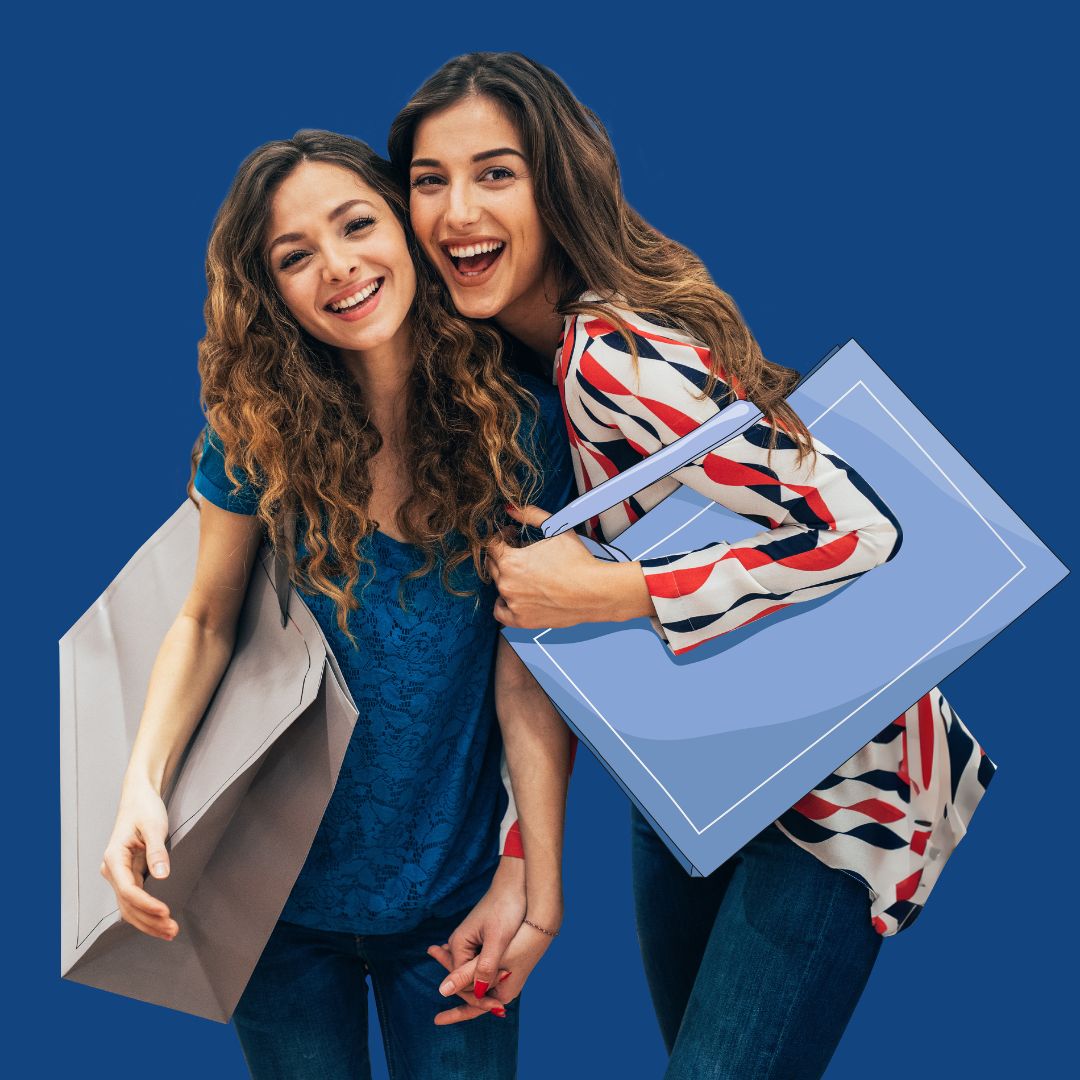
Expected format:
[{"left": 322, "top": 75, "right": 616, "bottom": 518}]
[
  {"left": 494, "top": 266, "right": 565, "bottom": 360},
  {"left": 338, "top": 323, "right": 415, "bottom": 442}
]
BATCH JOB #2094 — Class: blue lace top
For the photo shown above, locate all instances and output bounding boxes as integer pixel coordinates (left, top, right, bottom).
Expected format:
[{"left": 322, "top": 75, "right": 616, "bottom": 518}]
[{"left": 192, "top": 372, "right": 573, "bottom": 934}]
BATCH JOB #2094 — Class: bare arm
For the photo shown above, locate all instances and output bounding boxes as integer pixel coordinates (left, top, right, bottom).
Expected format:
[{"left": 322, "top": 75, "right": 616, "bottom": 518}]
[
  {"left": 100, "top": 495, "right": 264, "bottom": 939},
  {"left": 494, "top": 637, "right": 571, "bottom": 933},
  {"left": 432, "top": 637, "right": 572, "bottom": 1022}
]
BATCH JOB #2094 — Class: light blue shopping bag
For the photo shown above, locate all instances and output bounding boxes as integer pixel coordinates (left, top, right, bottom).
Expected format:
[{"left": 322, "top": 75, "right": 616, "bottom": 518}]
[{"left": 503, "top": 340, "right": 1067, "bottom": 877}]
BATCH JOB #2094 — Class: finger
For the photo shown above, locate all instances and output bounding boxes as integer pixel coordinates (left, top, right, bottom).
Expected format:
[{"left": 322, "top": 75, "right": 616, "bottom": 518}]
[
  {"left": 120, "top": 905, "right": 179, "bottom": 941},
  {"left": 472, "top": 928, "right": 514, "bottom": 999},
  {"left": 434, "top": 1003, "right": 486, "bottom": 1026},
  {"left": 141, "top": 834, "right": 171, "bottom": 880},
  {"left": 434, "top": 985, "right": 508, "bottom": 1024},
  {"left": 486, "top": 537, "right": 507, "bottom": 567},
  {"left": 106, "top": 854, "right": 171, "bottom": 918},
  {"left": 446, "top": 930, "right": 482, "bottom": 971},
  {"left": 491, "top": 971, "right": 523, "bottom": 1005},
  {"left": 436, "top": 955, "right": 479, "bottom": 998},
  {"left": 116, "top": 871, "right": 171, "bottom": 917},
  {"left": 506, "top": 504, "right": 551, "bottom": 529},
  {"left": 493, "top": 598, "right": 516, "bottom": 628}
]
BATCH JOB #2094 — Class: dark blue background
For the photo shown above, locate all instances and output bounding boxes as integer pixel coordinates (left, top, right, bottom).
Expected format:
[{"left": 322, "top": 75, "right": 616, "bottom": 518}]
[{"left": 15, "top": 3, "right": 1076, "bottom": 1076}]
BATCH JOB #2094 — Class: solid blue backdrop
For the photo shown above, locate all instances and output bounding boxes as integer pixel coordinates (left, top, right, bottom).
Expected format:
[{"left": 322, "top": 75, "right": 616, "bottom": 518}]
[{"left": 16, "top": 3, "right": 1076, "bottom": 1077}]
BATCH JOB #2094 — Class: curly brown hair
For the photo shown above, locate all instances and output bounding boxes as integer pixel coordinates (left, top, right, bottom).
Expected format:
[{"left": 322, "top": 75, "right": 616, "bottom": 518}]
[
  {"left": 188, "top": 129, "right": 540, "bottom": 644},
  {"left": 389, "top": 52, "right": 816, "bottom": 467}
]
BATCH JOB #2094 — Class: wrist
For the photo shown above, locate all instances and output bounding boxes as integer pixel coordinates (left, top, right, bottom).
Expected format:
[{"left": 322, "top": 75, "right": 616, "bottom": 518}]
[
  {"left": 121, "top": 767, "right": 165, "bottom": 802},
  {"left": 523, "top": 901, "right": 563, "bottom": 936},
  {"left": 524, "top": 883, "right": 564, "bottom": 926},
  {"left": 589, "top": 561, "right": 654, "bottom": 623},
  {"left": 494, "top": 853, "right": 527, "bottom": 885}
]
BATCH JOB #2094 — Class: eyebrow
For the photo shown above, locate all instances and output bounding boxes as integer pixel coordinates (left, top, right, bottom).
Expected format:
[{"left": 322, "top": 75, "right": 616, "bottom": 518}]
[
  {"left": 267, "top": 199, "right": 377, "bottom": 254},
  {"left": 410, "top": 147, "right": 526, "bottom": 169}
]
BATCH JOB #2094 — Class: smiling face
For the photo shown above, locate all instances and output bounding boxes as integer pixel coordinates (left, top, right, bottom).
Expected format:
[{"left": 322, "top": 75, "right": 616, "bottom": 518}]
[
  {"left": 266, "top": 160, "right": 416, "bottom": 357},
  {"left": 408, "top": 95, "right": 552, "bottom": 328}
]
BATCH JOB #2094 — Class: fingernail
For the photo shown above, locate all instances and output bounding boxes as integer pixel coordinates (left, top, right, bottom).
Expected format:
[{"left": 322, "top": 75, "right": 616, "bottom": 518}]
[
  {"left": 499, "top": 971, "right": 512, "bottom": 982},
  {"left": 473, "top": 980, "right": 489, "bottom": 998},
  {"left": 152, "top": 862, "right": 167, "bottom": 877},
  {"left": 439, "top": 980, "right": 454, "bottom": 996},
  {"left": 491, "top": 1006, "right": 506, "bottom": 1018}
]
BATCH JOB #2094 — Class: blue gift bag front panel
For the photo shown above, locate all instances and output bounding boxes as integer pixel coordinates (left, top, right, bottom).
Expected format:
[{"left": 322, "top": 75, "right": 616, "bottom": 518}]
[{"left": 505, "top": 341, "right": 1067, "bottom": 876}]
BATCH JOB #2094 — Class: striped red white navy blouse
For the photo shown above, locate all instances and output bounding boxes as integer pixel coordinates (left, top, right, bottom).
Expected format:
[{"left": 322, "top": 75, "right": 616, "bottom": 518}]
[{"left": 540, "top": 298, "right": 996, "bottom": 936}]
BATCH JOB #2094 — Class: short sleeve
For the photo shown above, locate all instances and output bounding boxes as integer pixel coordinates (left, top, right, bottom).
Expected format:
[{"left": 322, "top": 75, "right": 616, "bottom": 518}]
[
  {"left": 517, "top": 372, "right": 576, "bottom": 515},
  {"left": 192, "top": 426, "right": 262, "bottom": 516}
]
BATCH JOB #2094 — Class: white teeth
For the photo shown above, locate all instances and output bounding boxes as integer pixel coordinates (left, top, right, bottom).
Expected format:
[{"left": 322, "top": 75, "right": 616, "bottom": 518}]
[
  {"left": 447, "top": 240, "right": 504, "bottom": 259},
  {"left": 328, "top": 280, "right": 381, "bottom": 311}
]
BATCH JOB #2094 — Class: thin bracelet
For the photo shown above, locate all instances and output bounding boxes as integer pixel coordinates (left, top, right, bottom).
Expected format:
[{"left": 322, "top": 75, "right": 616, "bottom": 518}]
[{"left": 523, "top": 917, "right": 559, "bottom": 938}]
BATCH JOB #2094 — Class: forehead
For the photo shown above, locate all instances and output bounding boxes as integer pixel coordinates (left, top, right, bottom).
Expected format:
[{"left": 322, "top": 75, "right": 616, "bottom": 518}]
[
  {"left": 269, "top": 160, "right": 385, "bottom": 226},
  {"left": 412, "top": 95, "right": 522, "bottom": 159}
]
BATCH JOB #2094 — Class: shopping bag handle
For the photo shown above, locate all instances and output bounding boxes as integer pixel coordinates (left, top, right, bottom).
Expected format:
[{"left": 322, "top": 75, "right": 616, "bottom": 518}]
[
  {"left": 540, "top": 397, "right": 763, "bottom": 539},
  {"left": 539, "top": 342, "right": 843, "bottom": 540},
  {"left": 273, "top": 507, "right": 297, "bottom": 627}
]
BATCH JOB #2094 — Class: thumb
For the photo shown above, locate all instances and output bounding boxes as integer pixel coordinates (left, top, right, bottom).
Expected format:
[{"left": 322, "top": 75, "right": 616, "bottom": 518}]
[
  {"left": 506, "top": 504, "right": 551, "bottom": 530},
  {"left": 472, "top": 929, "right": 511, "bottom": 998},
  {"left": 437, "top": 955, "right": 478, "bottom": 998},
  {"left": 143, "top": 832, "right": 170, "bottom": 879}
]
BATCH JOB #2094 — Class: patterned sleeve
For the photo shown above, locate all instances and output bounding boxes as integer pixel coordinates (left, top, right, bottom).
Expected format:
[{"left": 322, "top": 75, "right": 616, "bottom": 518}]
[{"left": 566, "top": 315, "right": 903, "bottom": 655}]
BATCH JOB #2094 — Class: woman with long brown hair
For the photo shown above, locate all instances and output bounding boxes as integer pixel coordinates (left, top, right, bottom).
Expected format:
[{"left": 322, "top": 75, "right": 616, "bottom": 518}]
[
  {"left": 389, "top": 53, "right": 995, "bottom": 1079},
  {"left": 98, "top": 129, "right": 574, "bottom": 1079}
]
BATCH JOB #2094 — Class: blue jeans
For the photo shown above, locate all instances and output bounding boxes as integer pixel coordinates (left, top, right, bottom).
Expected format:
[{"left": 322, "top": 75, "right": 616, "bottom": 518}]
[
  {"left": 631, "top": 805, "right": 881, "bottom": 1079},
  {"left": 231, "top": 908, "right": 520, "bottom": 1079}
]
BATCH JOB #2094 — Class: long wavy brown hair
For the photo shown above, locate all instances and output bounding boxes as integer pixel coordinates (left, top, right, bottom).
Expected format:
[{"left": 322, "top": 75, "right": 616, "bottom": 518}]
[
  {"left": 189, "top": 130, "right": 540, "bottom": 643},
  {"left": 389, "top": 52, "right": 816, "bottom": 466}
]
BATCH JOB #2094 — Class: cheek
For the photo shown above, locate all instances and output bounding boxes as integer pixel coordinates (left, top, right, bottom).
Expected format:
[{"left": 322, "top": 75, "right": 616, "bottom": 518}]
[
  {"left": 398, "top": 260, "right": 418, "bottom": 306},
  {"left": 274, "top": 276, "right": 315, "bottom": 325},
  {"left": 408, "top": 197, "right": 437, "bottom": 244},
  {"left": 509, "top": 199, "right": 548, "bottom": 262}
]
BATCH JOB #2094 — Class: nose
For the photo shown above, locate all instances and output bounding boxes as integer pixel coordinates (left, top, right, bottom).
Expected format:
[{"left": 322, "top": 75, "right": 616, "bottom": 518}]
[
  {"left": 445, "top": 179, "right": 480, "bottom": 231},
  {"left": 321, "top": 241, "right": 359, "bottom": 284}
]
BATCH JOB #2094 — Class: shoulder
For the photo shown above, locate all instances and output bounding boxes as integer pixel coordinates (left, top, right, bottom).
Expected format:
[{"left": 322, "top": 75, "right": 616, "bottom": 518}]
[
  {"left": 193, "top": 423, "right": 263, "bottom": 515},
  {"left": 564, "top": 299, "right": 728, "bottom": 408}
]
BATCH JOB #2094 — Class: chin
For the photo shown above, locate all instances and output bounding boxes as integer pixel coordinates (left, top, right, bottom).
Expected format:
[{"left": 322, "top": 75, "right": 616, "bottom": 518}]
[{"left": 449, "top": 290, "right": 504, "bottom": 321}]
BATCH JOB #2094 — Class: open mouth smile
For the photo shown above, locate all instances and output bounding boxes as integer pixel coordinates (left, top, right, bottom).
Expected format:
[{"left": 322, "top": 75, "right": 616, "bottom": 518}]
[
  {"left": 324, "top": 278, "right": 384, "bottom": 320},
  {"left": 442, "top": 239, "right": 506, "bottom": 282}
]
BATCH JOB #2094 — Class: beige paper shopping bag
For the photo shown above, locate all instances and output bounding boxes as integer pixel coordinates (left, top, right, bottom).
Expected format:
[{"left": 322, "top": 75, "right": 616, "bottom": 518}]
[{"left": 60, "top": 498, "right": 358, "bottom": 1022}]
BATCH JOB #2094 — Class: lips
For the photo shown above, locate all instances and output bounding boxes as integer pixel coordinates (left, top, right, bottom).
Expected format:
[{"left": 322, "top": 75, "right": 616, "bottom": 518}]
[
  {"left": 324, "top": 277, "right": 383, "bottom": 312},
  {"left": 323, "top": 277, "right": 385, "bottom": 322},
  {"left": 441, "top": 239, "right": 506, "bottom": 284}
]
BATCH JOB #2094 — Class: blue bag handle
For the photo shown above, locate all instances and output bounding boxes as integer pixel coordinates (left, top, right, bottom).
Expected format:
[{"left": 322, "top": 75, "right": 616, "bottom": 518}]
[
  {"left": 539, "top": 344, "right": 841, "bottom": 540},
  {"left": 540, "top": 398, "right": 763, "bottom": 539}
]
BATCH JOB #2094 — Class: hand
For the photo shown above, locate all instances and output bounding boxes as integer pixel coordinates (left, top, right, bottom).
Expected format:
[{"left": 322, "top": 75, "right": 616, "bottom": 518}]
[
  {"left": 426, "top": 856, "right": 526, "bottom": 1025},
  {"left": 488, "top": 505, "right": 616, "bottom": 629},
  {"left": 430, "top": 916, "right": 560, "bottom": 1025},
  {"left": 100, "top": 780, "right": 179, "bottom": 941}
]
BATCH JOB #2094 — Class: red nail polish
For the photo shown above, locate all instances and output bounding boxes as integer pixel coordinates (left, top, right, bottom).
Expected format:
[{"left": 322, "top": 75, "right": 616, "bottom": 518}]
[
  {"left": 491, "top": 1006, "right": 506, "bottom": 1018},
  {"left": 474, "top": 980, "right": 490, "bottom": 998}
]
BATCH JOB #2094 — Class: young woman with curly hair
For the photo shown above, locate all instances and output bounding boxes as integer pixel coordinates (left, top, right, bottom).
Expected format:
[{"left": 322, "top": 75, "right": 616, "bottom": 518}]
[
  {"left": 98, "top": 129, "right": 574, "bottom": 1080},
  {"left": 390, "top": 53, "right": 995, "bottom": 1080}
]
